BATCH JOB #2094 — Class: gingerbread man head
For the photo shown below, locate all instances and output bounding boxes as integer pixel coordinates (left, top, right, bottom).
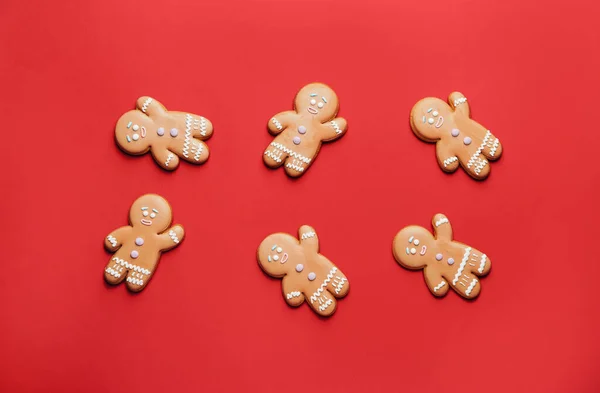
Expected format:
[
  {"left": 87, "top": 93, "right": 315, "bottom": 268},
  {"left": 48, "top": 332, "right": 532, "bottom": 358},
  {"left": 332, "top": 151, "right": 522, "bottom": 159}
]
[
  {"left": 115, "top": 110, "right": 155, "bottom": 155},
  {"left": 257, "top": 233, "right": 302, "bottom": 277},
  {"left": 410, "top": 97, "right": 456, "bottom": 142},
  {"left": 294, "top": 83, "right": 340, "bottom": 123},
  {"left": 129, "top": 194, "right": 173, "bottom": 233},
  {"left": 393, "top": 225, "right": 436, "bottom": 270}
]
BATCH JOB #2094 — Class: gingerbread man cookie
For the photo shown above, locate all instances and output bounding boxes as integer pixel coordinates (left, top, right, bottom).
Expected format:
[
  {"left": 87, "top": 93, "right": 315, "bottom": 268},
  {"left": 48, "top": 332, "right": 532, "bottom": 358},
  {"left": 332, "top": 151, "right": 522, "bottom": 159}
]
[
  {"left": 410, "top": 92, "right": 502, "bottom": 180},
  {"left": 104, "top": 194, "right": 184, "bottom": 292},
  {"left": 392, "top": 214, "right": 491, "bottom": 299},
  {"left": 263, "top": 83, "right": 348, "bottom": 177},
  {"left": 257, "top": 226, "right": 350, "bottom": 316},
  {"left": 115, "top": 97, "right": 213, "bottom": 171}
]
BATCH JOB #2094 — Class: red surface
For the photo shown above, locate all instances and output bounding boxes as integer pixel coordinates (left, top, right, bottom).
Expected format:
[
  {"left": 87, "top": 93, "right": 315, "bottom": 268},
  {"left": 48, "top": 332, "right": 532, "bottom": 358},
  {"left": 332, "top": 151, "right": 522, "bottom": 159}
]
[{"left": 1, "top": 0, "right": 599, "bottom": 392}]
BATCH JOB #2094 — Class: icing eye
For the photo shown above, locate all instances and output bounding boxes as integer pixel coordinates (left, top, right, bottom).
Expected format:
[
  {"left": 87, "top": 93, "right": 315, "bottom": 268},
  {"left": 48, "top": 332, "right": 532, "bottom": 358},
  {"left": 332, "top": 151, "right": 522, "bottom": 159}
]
[
  {"left": 132, "top": 133, "right": 140, "bottom": 141},
  {"left": 432, "top": 111, "right": 439, "bottom": 117},
  {"left": 428, "top": 118, "right": 435, "bottom": 124},
  {"left": 273, "top": 255, "right": 279, "bottom": 261},
  {"left": 132, "top": 124, "right": 139, "bottom": 131},
  {"left": 150, "top": 213, "right": 156, "bottom": 218},
  {"left": 317, "top": 102, "right": 324, "bottom": 108},
  {"left": 310, "top": 99, "right": 316, "bottom": 105},
  {"left": 414, "top": 239, "right": 420, "bottom": 246},
  {"left": 410, "top": 248, "right": 417, "bottom": 255},
  {"left": 142, "top": 211, "right": 149, "bottom": 217},
  {"left": 276, "top": 247, "right": 282, "bottom": 253}
]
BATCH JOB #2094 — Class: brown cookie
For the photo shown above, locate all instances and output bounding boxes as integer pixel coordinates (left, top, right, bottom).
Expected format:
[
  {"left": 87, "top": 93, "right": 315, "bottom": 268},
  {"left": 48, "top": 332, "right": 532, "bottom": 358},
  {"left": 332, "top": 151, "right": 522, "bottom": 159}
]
[
  {"left": 410, "top": 92, "right": 502, "bottom": 180},
  {"left": 115, "top": 97, "right": 213, "bottom": 171},
  {"left": 263, "top": 83, "right": 347, "bottom": 177},
  {"left": 392, "top": 214, "right": 491, "bottom": 299},
  {"left": 104, "top": 194, "right": 184, "bottom": 292},
  {"left": 257, "top": 225, "right": 349, "bottom": 316}
]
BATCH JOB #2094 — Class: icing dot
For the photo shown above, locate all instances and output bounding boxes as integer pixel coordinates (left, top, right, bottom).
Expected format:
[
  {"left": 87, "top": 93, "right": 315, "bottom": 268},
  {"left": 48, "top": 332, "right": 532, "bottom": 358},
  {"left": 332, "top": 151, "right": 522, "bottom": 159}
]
[
  {"left": 413, "top": 239, "right": 420, "bottom": 246},
  {"left": 276, "top": 247, "right": 282, "bottom": 253},
  {"left": 150, "top": 213, "right": 156, "bottom": 218},
  {"left": 447, "top": 258, "right": 455, "bottom": 265},
  {"left": 317, "top": 102, "right": 324, "bottom": 108},
  {"left": 410, "top": 248, "right": 417, "bottom": 255},
  {"left": 135, "top": 237, "right": 144, "bottom": 246},
  {"left": 130, "top": 250, "right": 139, "bottom": 259},
  {"left": 132, "top": 133, "right": 139, "bottom": 141},
  {"left": 157, "top": 127, "right": 165, "bottom": 136},
  {"left": 293, "top": 136, "right": 301, "bottom": 145},
  {"left": 298, "top": 126, "right": 307, "bottom": 134},
  {"left": 451, "top": 128, "right": 460, "bottom": 137},
  {"left": 436, "top": 253, "right": 443, "bottom": 261},
  {"left": 432, "top": 111, "right": 439, "bottom": 116},
  {"left": 132, "top": 124, "right": 139, "bottom": 131},
  {"left": 310, "top": 99, "right": 316, "bottom": 105},
  {"left": 142, "top": 211, "right": 149, "bottom": 217},
  {"left": 170, "top": 128, "right": 178, "bottom": 137},
  {"left": 296, "top": 264, "right": 304, "bottom": 272},
  {"left": 308, "top": 272, "right": 316, "bottom": 281},
  {"left": 463, "top": 137, "right": 472, "bottom": 145},
  {"left": 428, "top": 118, "right": 434, "bottom": 124},
  {"left": 273, "top": 255, "right": 279, "bottom": 261}
]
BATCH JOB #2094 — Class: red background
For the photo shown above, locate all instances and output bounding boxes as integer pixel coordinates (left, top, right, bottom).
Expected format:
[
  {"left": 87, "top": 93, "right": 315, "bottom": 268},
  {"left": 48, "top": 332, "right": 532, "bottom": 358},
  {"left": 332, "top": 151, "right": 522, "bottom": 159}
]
[{"left": 1, "top": 0, "right": 599, "bottom": 392}]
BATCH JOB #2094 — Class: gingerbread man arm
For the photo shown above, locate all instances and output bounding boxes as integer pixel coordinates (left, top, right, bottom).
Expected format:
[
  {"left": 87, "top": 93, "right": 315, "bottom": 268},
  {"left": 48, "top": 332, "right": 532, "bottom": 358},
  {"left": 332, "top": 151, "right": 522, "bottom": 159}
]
[
  {"left": 320, "top": 117, "right": 348, "bottom": 142},
  {"left": 432, "top": 214, "right": 453, "bottom": 241},
  {"left": 448, "top": 92, "right": 470, "bottom": 117},
  {"left": 136, "top": 96, "right": 167, "bottom": 118},
  {"left": 156, "top": 225, "right": 185, "bottom": 251},
  {"left": 105, "top": 226, "right": 132, "bottom": 251},
  {"left": 151, "top": 147, "right": 180, "bottom": 171},
  {"left": 268, "top": 111, "right": 297, "bottom": 135},
  {"left": 298, "top": 225, "right": 319, "bottom": 254},
  {"left": 282, "top": 277, "right": 305, "bottom": 307},
  {"left": 424, "top": 266, "right": 449, "bottom": 297},
  {"left": 436, "top": 141, "right": 459, "bottom": 172}
]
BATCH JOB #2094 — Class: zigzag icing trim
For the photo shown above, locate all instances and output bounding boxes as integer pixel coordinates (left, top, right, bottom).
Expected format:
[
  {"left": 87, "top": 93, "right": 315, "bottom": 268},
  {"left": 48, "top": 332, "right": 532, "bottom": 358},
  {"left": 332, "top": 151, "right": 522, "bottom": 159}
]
[
  {"left": 334, "top": 277, "right": 347, "bottom": 294},
  {"left": 105, "top": 267, "right": 121, "bottom": 278},
  {"left": 106, "top": 235, "right": 117, "bottom": 247},
  {"left": 478, "top": 254, "right": 487, "bottom": 274},
  {"left": 490, "top": 137, "right": 499, "bottom": 157},
  {"left": 165, "top": 153, "right": 174, "bottom": 167},
  {"left": 286, "top": 162, "right": 304, "bottom": 172},
  {"left": 127, "top": 276, "right": 144, "bottom": 286},
  {"left": 453, "top": 97, "right": 467, "bottom": 107},
  {"left": 435, "top": 217, "right": 449, "bottom": 227},
  {"left": 433, "top": 281, "right": 446, "bottom": 292},
  {"left": 192, "top": 141, "right": 203, "bottom": 161},
  {"left": 443, "top": 157, "right": 458, "bottom": 167},
  {"left": 301, "top": 231, "right": 316, "bottom": 240},
  {"left": 112, "top": 257, "right": 151, "bottom": 275},
  {"left": 452, "top": 247, "right": 471, "bottom": 286},
  {"left": 465, "top": 278, "right": 478, "bottom": 296},
  {"left": 270, "top": 142, "right": 311, "bottom": 164},
  {"left": 169, "top": 230, "right": 180, "bottom": 244},
  {"left": 319, "top": 298, "right": 333, "bottom": 312},
  {"left": 310, "top": 267, "right": 337, "bottom": 303},
  {"left": 264, "top": 150, "right": 282, "bottom": 163},
  {"left": 330, "top": 121, "right": 342, "bottom": 134},
  {"left": 183, "top": 114, "right": 193, "bottom": 158},
  {"left": 286, "top": 291, "right": 302, "bottom": 299},
  {"left": 271, "top": 117, "right": 282, "bottom": 130},
  {"left": 467, "top": 131, "right": 491, "bottom": 169},
  {"left": 474, "top": 158, "right": 488, "bottom": 175},
  {"left": 191, "top": 116, "right": 208, "bottom": 136},
  {"left": 141, "top": 98, "right": 153, "bottom": 113}
]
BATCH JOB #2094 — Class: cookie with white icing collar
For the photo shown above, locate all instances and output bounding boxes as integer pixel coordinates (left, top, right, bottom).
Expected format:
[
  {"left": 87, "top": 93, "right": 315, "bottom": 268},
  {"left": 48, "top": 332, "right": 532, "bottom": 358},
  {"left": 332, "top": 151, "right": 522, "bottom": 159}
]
[
  {"left": 263, "top": 83, "right": 348, "bottom": 177},
  {"left": 115, "top": 96, "right": 213, "bottom": 171},
  {"left": 257, "top": 225, "right": 350, "bottom": 316},
  {"left": 392, "top": 214, "right": 491, "bottom": 299},
  {"left": 104, "top": 194, "right": 184, "bottom": 292},
  {"left": 410, "top": 92, "right": 502, "bottom": 180}
]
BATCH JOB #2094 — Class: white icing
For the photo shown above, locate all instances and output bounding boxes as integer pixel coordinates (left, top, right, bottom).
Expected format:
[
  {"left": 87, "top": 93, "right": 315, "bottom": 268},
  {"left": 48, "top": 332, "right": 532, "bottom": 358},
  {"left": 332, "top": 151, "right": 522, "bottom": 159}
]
[
  {"left": 270, "top": 142, "right": 311, "bottom": 164},
  {"left": 443, "top": 156, "right": 458, "bottom": 167},
  {"left": 271, "top": 117, "right": 283, "bottom": 131},
  {"left": 435, "top": 217, "right": 449, "bottom": 227},
  {"left": 465, "top": 278, "right": 478, "bottom": 296},
  {"left": 319, "top": 298, "right": 333, "bottom": 312},
  {"left": 112, "top": 257, "right": 150, "bottom": 275},
  {"left": 301, "top": 231, "right": 316, "bottom": 240},
  {"left": 169, "top": 230, "right": 180, "bottom": 244},
  {"left": 165, "top": 153, "right": 174, "bottom": 167},
  {"left": 106, "top": 235, "right": 117, "bottom": 247},
  {"left": 330, "top": 121, "right": 342, "bottom": 134},
  {"left": 310, "top": 267, "right": 337, "bottom": 303},
  {"left": 264, "top": 150, "right": 283, "bottom": 163},
  {"left": 127, "top": 276, "right": 144, "bottom": 286},
  {"left": 478, "top": 254, "right": 487, "bottom": 274},
  {"left": 467, "top": 130, "right": 491, "bottom": 172},
  {"left": 452, "top": 247, "right": 471, "bottom": 286},
  {"left": 286, "top": 291, "right": 302, "bottom": 299},
  {"left": 453, "top": 97, "right": 467, "bottom": 107},
  {"left": 183, "top": 114, "right": 193, "bottom": 158},
  {"left": 286, "top": 162, "right": 305, "bottom": 172},
  {"left": 141, "top": 98, "right": 153, "bottom": 113},
  {"left": 192, "top": 141, "right": 203, "bottom": 161},
  {"left": 105, "top": 267, "right": 121, "bottom": 278},
  {"left": 433, "top": 281, "right": 446, "bottom": 292},
  {"left": 333, "top": 276, "right": 347, "bottom": 294}
]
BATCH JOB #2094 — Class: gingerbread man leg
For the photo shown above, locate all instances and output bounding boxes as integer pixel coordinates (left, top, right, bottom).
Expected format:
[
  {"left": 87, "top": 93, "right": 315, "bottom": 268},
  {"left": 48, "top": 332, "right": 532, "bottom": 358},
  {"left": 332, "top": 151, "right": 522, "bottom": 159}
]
[
  {"left": 463, "top": 153, "right": 490, "bottom": 179},
  {"left": 308, "top": 290, "right": 338, "bottom": 317},
  {"left": 283, "top": 156, "right": 308, "bottom": 177},
  {"left": 449, "top": 246, "right": 490, "bottom": 299},
  {"left": 104, "top": 256, "right": 127, "bottom": 285},
  {"left": 326, "top": 267, "right": 349, "bottom": 298},
  {"left": 263, "top": 142, "right": 287, "bottom": 168}
]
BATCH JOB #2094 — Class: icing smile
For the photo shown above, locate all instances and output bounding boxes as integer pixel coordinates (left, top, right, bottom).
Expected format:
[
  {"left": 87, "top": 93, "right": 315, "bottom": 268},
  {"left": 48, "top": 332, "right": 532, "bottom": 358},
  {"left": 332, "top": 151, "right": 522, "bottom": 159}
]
[
  {"left": 307, "top": 107, "right": 318, "bottom": 114},
  {"left": 419, "top": 245, "right": 427, "bottom": 255},
  {"left": 434, "top": 116, "right": 444, "bottom": 128},
  {"left": 140, "top": 219, "right": 152, "bottom": 226},
  {"left": 281, "top": 253, "right": 288, "bottom": 263}
]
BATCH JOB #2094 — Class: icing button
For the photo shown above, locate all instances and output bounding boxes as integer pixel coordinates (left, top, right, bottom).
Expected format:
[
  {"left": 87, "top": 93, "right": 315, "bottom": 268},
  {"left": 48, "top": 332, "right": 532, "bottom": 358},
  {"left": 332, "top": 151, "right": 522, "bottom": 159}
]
[
  {"left": 157, "top": 127, "right": 165, "bottom": 136},
  {"left": 463, "top": 137, "right": 472, "bottom": 145},
  {"left": 130, "top": 250, "right": 139, "bottom": 259},
  {"left": 170, "top": 128, "right": 178, "bottom": 137},
  {"left": 451, "top": 128, "right": 460, "bottom": 137},
  {"left": 298, "top": 126, "right": 307, "bottom": 134},
  {"left": 135, "top": 237, "right": 144, "bottom": 246},
  {"left": 293, "top": 136, "right": 301, "bottom": 145},
  {"left": 296, "top": 264, "right": 304, "bottom": 272},
  {"left": 307, "top": 272, "right": 316, "bottom": 281},
  {"left": 447, "top": 258, "right": 455, "bottom": 265},
  {"left": 436, "top": 253, "right": 443, "bottom": 261}
]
